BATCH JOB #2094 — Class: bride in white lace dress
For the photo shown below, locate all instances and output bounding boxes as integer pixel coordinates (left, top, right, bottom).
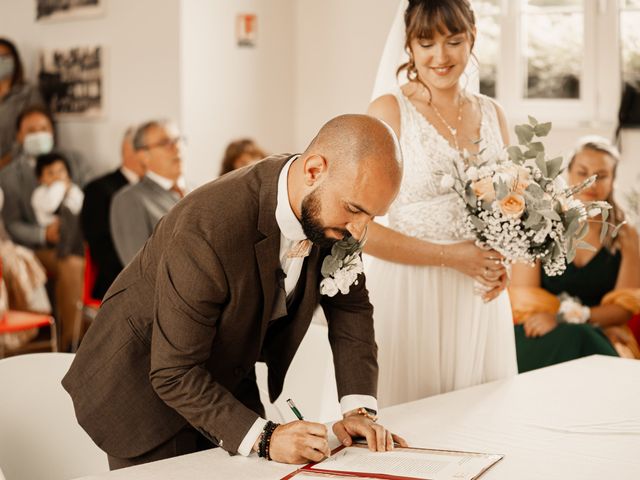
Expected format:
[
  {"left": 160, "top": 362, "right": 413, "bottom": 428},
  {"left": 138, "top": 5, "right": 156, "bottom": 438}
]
[{"left": 365, "top": 0, "right": 517, "bottom": 407}]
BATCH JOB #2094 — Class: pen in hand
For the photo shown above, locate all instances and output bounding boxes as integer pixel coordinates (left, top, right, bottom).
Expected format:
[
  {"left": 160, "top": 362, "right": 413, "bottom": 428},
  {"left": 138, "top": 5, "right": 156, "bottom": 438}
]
[{"left": 286, "top": 398, "right": 304, "bottom": 420}]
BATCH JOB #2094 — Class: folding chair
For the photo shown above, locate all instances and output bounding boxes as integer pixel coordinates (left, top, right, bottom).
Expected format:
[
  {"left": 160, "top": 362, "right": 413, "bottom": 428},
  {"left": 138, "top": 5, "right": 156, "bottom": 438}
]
[
  {"left": 71, "top": 245, "right": 102, "bottom": 351},
  {"left": 0, "top": 259, "right": 56, "bottom": 358}
]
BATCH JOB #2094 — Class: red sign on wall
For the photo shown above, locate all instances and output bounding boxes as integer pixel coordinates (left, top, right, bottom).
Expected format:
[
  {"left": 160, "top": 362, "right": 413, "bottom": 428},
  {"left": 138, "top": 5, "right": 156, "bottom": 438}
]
[{"left": 236, "top": 13, "right": 257, "bottom": 48}]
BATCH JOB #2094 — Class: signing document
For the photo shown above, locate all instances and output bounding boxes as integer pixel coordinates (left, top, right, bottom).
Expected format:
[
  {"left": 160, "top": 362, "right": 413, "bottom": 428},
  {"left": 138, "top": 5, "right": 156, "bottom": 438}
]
[{"left": 283, "top": 444, "right": 503, "bottom": 480}]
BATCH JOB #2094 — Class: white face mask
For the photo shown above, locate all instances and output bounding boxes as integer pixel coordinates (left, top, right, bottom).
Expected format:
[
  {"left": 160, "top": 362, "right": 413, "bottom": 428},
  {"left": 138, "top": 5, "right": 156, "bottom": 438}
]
[
  {"left": 0, "top": 56, "right": 14, "bottom": 81},
  {"left": 23, "top": 131, "right": 54, "bottom": 157}
]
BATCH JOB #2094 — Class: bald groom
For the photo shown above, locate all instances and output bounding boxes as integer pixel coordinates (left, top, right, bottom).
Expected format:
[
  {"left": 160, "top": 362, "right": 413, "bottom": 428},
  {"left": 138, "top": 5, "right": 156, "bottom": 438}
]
[{"left": 63, "top": 114, "right": 405, "bottom": 468}]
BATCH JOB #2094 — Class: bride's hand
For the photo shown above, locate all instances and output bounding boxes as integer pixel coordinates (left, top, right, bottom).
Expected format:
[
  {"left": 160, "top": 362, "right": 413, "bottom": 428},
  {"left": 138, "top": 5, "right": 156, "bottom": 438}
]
[{"left": 446, "top": 241, "right": 506, "bottom": 289}]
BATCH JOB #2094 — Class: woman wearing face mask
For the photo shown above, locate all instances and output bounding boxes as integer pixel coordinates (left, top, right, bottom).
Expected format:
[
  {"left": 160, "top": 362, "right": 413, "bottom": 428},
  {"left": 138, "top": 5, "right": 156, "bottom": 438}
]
[
  {"left": 364, "top": 0, "right": 516, "bottom": 407},
  {"left": 0, "top": 105, "right": 88, "bottom": 351},
  {"left": 0, "top": 38, "right": 43, "bottom": 170},
  {"left": 510, "top": 137, "right": 640, "bottom": 370}
]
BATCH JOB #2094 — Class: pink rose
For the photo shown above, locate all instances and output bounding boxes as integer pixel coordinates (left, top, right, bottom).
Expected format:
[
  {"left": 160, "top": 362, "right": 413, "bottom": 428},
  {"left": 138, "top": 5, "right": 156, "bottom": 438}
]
[
  {"left": 499, "top": 193, "right": 526, "bottom": 219},
  {"left": 472, "top": 177, "right": 496, "bottom": 202}
]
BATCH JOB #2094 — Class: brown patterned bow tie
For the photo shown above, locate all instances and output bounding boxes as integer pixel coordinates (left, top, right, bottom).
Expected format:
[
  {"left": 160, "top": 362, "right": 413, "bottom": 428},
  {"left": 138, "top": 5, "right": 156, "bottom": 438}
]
[{"left": 286, "top": 239, "right": 312, "bottom": 258}]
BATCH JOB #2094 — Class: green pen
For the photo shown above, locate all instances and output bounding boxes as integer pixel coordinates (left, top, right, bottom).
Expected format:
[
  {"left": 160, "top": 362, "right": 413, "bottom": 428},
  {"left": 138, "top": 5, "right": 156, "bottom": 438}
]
[{"left": 286, "top": 398, "right": 304, "bottom": 420}]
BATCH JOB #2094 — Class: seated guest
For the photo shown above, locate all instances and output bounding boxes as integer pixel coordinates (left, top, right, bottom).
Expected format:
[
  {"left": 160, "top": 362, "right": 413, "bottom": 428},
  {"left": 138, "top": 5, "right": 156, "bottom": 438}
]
[
  {"left": 219, "top": 138, "right": 266, "bottom": 176},
  {"left": 81, "top": 127, "right": 146, "bottom": 299},
  {"left": 0, "top": 105, "right": 87, "bottom": 351},
  {"left": 0, "top": 186, "right": 51, "bottom": 352},
  {"left": 110, "top": 119, "right": 186, "bottom": 265},
  {"left": 0, "top": 37, "right": 42, "bottom": 170},
  {"left": 510, "top": 136, "right": 640, "bottom": 372},
  {"left": 32, "top": 152, "right": 84, "bottom": 258}
]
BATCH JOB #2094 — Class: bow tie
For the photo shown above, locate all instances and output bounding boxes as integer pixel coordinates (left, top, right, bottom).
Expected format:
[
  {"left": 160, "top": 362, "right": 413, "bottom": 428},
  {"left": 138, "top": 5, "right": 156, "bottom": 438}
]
[{"left": 286, "top": 239, "right": 312, "bottom": 258}]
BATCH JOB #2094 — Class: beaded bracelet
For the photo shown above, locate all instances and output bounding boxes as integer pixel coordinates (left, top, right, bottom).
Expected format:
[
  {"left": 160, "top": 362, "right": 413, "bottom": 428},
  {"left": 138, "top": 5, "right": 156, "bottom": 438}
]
[{"left": 258, "top": 421, "right": 279, "bottom": 460}]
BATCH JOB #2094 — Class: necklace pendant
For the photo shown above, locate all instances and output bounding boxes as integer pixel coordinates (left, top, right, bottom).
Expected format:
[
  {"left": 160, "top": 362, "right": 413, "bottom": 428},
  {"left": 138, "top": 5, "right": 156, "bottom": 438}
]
[{"left": 450, "top": 128, "right": 457, "bottom": 136}]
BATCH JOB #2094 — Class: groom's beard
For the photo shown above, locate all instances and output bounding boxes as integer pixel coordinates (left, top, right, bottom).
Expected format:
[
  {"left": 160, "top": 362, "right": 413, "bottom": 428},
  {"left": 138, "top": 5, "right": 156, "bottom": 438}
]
[{"left": 300, "top": 188, "right": 348, "bottom": 249}]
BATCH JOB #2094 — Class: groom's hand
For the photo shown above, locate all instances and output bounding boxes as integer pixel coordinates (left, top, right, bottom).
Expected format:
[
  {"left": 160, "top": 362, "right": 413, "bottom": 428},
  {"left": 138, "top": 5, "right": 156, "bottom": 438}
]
[
  {"left": 268, "top": 420, "right": 331, "bottom": 464},
  {"left": 333, "top": 414, "right": 408, "bottom": 452}
]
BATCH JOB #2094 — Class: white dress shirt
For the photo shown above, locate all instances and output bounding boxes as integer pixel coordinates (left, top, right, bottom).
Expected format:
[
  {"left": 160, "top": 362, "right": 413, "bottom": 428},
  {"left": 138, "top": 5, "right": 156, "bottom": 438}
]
[
  {"left": 236, "top": 156, "right": 378, "bottom": 456},
  {"left": 145, "top": 170, "right": 187, "bottom": 193},
  {"left": 120, "top": 166, "right": 141, "bottom": 184}
]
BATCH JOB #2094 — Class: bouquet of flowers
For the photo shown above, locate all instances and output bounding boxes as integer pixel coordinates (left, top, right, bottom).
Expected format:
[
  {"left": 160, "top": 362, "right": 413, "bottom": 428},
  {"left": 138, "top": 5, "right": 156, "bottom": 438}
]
[{"left": 441, "top": 116, "right": 620, "bottom": 276}]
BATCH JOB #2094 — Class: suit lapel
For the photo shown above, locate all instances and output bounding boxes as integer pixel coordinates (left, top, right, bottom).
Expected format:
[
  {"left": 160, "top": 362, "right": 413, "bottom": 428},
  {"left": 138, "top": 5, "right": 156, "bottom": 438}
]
[{"left": 253, "top": 156, "right": 294, "bottom": 343}]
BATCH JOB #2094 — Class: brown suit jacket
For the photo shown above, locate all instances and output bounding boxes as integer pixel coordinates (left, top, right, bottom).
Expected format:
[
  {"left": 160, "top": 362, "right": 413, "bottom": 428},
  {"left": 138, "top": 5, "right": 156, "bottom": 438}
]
[{"left": 62, "top": 155, "right": 378, "bottom": 458}]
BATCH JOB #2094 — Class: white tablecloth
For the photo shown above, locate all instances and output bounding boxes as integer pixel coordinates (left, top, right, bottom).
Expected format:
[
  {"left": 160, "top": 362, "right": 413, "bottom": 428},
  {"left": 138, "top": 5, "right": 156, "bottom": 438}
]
[{"left": 73, "top": 355, "right": 640, "bottom": 480}]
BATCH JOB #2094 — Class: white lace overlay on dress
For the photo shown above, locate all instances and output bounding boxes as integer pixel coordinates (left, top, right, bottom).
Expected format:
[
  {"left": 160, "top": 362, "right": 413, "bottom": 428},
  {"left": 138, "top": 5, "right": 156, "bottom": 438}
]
[{"left": 388, "top": 90, "right": 504, "bottom": 242}]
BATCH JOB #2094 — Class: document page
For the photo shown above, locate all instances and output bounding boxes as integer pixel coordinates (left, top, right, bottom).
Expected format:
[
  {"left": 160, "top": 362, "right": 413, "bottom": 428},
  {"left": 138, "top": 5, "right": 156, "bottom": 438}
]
[{"left": 303, "top": 445, "right": 503, "bottom": 480}]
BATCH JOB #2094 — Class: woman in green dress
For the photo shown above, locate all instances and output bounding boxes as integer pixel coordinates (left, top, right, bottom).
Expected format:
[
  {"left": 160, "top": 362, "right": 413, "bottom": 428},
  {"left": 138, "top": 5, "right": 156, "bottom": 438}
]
[{"left": 509, "top": 136, "right": 640, "bottom": 372}]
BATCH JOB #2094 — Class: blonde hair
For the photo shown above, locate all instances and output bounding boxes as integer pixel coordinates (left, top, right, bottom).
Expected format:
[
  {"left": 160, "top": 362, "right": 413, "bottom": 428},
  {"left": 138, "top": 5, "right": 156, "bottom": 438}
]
[{"left": 568, "top": 135, "right": 624, "bottom": 252}]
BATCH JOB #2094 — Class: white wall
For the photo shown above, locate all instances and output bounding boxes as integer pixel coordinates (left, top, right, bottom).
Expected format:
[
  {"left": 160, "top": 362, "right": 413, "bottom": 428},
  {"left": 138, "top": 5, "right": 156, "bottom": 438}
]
[
  {"left": 0, "top": 0, "right": 182, "bottom": 177},
  {"left": 180, "top": 0, "right": 295, "bottom": 185},
  {"left": 292, "top": 0, "right": 399, "bottom": 150}
]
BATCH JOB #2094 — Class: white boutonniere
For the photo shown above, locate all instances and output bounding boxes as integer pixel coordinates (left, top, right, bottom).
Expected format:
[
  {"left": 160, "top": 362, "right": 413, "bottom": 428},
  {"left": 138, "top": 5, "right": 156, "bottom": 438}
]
[{"left": 319, "top": 234, "right": 365, "bottom": 297}]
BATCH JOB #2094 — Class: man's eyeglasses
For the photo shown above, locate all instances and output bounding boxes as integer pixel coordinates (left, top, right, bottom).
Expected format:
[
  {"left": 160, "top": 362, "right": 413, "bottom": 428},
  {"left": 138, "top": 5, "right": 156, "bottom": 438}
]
[{"left": 139, "top": 136, "right": 185, "bottom": 151}]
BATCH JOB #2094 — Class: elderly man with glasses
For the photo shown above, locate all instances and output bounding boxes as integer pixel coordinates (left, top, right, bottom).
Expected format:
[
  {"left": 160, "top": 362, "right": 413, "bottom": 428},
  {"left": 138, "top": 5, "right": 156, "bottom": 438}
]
[{"left": 110, "top": 119, "right": 187, "bottom": 266}]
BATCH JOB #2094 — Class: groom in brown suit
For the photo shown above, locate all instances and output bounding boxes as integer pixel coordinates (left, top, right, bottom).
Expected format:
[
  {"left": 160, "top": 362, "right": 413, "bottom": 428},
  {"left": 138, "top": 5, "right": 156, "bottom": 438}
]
[{"left": 62, "top": 114, "right": 405, "bottom": 469}]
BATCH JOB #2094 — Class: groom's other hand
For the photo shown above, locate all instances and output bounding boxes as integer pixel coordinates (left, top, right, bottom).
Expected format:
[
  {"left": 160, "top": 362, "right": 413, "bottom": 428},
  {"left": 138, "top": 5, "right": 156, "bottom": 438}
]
[
  {"left": 268, "top": 421, "right": 330, "bottom": 464},
  {"left": 333, "top": 413, "right": 408, "bottom": 452}
]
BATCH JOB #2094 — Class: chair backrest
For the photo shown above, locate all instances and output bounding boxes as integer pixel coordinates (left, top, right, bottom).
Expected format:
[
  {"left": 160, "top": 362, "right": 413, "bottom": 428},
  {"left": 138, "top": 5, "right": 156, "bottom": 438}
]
[
  {"left": 0, "top": 353, "right": 108, "bottom": 480},
  {"left": 82, "top": 245, "right": 101, "bottom": 309}
]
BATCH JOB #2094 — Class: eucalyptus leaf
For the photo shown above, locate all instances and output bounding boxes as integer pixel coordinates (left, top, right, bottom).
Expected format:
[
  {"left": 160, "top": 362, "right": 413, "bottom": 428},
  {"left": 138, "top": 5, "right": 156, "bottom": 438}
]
[
  {"left": 507, "top": 146, "right": 524, "bottom": 162},
  {"left": 539, "top": 209, "right": 561, "bottom": 221},
  {"left": 565, "top": 218, "right": 580, "bottom": 238},
  {"left": 535, "top": 153, "right": 548, "bottom": 176},
  {"left": 577, "top": 240, "right": 597, "bottom": 252},
  {"left": 524, "top": 212, "right": 543, "bottom": 228},
  {"left": 515, "top": 124, "right": 534, "bottom": 145},
  {"left": 528, "top": 142, "right": 545, "bottom": 153},
  {"left": 534, "top": 122, "right": 552, "bottom": 137},
  {"left": 528, "top": 115, "right": 539, "bottom": 126},
  {"left": 321, "top": 255, "right": 341, "bottom": 277},
  {"left": 600, "top": 222, "right": 609, "bottom": 243},
  {"left": 469, "top": 215, "right": 486, "bottom": 231},
  {"left": 525, "top": 183, "right": 544, "bottom": 199},
  {"left": 567, "top": 244, "right": 576, "bottom": 263},
  {"left": 611, "top": 221, "right": 626, "bottom": 238},
  {"left": 495, "top": 179, "right": 509, "bottom": 200},
  {"left": 576, "top": 220, "right": 589, "bottom": 240},
  {"left": 546, "top": 156, "right": 563, "bottom": 179},
  {"left": 464, "top": 184, "right": 478, "bottom": 207}
]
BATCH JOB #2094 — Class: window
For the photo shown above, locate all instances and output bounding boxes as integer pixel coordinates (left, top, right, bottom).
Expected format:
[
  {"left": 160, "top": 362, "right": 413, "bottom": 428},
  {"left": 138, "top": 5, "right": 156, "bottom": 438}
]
[
  {"left": 474, "top": 0, "right": 625, "bottom": 126},
  {"left": 621, "top": 0, "right": 640, "bottom": 88},
  {"left": 475, "top": 0, "right": 500, "bottom": 97}
]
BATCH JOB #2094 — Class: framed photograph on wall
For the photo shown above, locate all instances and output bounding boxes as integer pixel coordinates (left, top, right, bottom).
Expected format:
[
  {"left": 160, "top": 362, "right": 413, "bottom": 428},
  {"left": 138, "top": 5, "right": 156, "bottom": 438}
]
[
  {"left": 36, "top": 0, "right": 104, "bottom": 23},
  {"left": 39, "top": 45, "right": 104, "bottom": 119}
]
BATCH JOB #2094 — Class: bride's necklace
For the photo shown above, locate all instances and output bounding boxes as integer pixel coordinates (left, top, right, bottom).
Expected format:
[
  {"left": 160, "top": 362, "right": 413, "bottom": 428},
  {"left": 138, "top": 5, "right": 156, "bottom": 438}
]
[{"left": 428, "top": 94, "right": 464, "bottom": 153}]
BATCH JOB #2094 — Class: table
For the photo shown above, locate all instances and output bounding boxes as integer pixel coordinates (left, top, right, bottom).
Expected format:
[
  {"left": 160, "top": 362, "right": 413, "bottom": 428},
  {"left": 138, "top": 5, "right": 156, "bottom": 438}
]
[{"left": 73, "top": 355, "right": 640, "bottom": 480}]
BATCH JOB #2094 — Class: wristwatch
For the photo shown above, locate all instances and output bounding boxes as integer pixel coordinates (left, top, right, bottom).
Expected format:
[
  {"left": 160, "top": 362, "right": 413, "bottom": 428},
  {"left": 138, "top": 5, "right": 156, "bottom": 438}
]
[{"left": 355, "top": 407, "right": 378, "bottom": 422}]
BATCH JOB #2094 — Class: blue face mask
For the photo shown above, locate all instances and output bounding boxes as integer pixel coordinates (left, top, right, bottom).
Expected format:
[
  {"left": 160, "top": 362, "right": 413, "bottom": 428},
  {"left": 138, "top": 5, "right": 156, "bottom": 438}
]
[{"left": 0, "top": 55, "right": 15, "bottom": 81}]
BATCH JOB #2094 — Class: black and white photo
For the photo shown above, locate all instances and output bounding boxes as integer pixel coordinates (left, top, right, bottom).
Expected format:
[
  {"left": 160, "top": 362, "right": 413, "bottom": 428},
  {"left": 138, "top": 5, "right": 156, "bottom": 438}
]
[{"left": 39, "top": 46, "right": 103, "bottom": 118}]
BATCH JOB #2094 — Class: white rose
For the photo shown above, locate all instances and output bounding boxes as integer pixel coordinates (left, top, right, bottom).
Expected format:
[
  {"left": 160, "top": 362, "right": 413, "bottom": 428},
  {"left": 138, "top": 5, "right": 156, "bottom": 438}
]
[
  {"left": 440, "top": 174, "right": 455, "bottom": 190},
  {"left": 333, "top": 268, "right": 357, "bottom": 294},
  {"left": 466, "top": 166, "right": 479, "bottom": 181},
  {"left": 320, "top": 277, "right": 339, "bottom": 297}
]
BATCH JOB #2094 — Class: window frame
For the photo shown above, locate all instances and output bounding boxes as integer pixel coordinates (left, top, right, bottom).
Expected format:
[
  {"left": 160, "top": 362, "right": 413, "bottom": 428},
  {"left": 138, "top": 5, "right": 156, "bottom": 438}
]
[{"left": 485, "top": 0, "right": 622, "bottom": 128}]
